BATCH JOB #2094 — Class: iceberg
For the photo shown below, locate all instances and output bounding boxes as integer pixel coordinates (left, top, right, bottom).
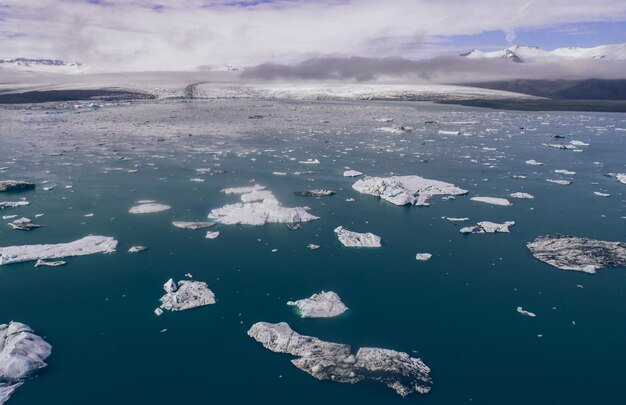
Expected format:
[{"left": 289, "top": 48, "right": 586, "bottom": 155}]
[
  {"left": 470, "top": 196, "right": 511, "bottom": 206},
  {"left": 209, "top": 185, "right": 319, "bottom": 225},
  {"left": 460, "top": 221, "right": 515, "bottom": 234},
  {"left": 0, "top": 322, "right": 52, "bottom": 405},
  {"left": 0, "top": 235, "right": 117, "bottom": 265},
  {"left": 287, "top": 291, "right": 348, "bottom": 318},
  {"left": 334, "top": 226, "right": 381, "bottom": 247},
  {"left": 172, "top": 221, "right": 214, "bottom": 230},
  {"left": 0, "top": 201, "right": 29, "bottom": 210},
  {"left": 247, "top": 322, "right": 432, "bottom": 397},
  {"left": 0, "top": 181, "right": 35, "bottom": 193},
  {"left": 516, "top": 307, "right": 536, "bottom": 317},
  {"left": 510, "top": 192, "right": 534, "bottom": 199},
  {"left": 527, "top": 235, "right": 626, "bottom": 274},
  {"left": 608, "top": 173, "right": 626, "bottom": 184},
  {"left": 8, "top": 217, "right": 42, "bottom": 231},
  {"left": 158, "top": 278, "right": 216, "bottom": 312},
  {"left": 352, "top": 175, "right": 467, "bottom": 206},
  {"left": 343, "top": 170, "right": 363, "bottom": 177},
  {"left": 128, "top": 202, "right": 171, "bottom": 214}
]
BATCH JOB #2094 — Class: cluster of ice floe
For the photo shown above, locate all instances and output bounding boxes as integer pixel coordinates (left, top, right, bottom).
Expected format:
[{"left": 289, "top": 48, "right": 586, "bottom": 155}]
[
  {"left": 334, "top": 226, "right": 381, "bottom": 247},
  {"left": 0, "top": 181, "right": 35, "bottom": 192},
  {"left": 247, "top": 322, "right": 432, "bottom": 397},
  {"left": 0, "top": 236, "right": 118, "bottom": 265},
  {"left": 460, "top": 221, "right": 515, "bottom": 234},
  {"left": 287, "top": 291, "right": 348, "bottom": 318},
  {"left": 527, "top": 235, "right": 626, "bottom": 274},
  {"left": 156, "top": 278, "right": 216, "bottom": 314},
  {"left": 128, "top": 201, "right": 171, "bottom": 214},
  {"left": 208, "top": 185, "right": 319, "bottom": 225},
  {"left": 0, "top": 322, "right": 51, "bottom": 405},
  {"left": 470, "top": 196, "right": 511, "bottom": 206},
  {"left": 352, "top": 175, "right": 467, "bottom": 206}
]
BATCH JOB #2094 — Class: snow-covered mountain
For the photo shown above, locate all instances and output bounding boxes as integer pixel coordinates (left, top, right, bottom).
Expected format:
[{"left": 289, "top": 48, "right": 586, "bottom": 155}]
[
  {"left": 0, "top": 58, "right": 87, "bottom": 73},
  {"left": 461, "top": 43, "right": 626, "bottom": 62}
]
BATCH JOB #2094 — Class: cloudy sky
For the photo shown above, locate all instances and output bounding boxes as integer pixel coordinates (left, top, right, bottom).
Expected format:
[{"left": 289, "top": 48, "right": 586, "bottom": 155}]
[{"left": 1, "top": 0, "right": 626, "bottom": 71}]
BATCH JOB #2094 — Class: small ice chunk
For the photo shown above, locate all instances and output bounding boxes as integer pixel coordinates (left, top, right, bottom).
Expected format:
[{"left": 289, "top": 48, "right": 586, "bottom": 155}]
[
  {"left": 546, "top": 179, "right": 572, "bottom": 185},
  {"left": 415, "top": 253, "right": 432, "bottom": 261},
  {"left": 0, "top": 201, "right": 29, "bottom": 210},
  {"left": 128, "top": 245, "right": 148, "bottom": 253},
  {"left": 8, "top": 217, "right": 42, "bottom": 231},
  {"left": 516, "top": 307, "right": 536, "bottom": 317},
  {"left": 307, "top": 244, "right": 320, "bottom": 250},
  {"left": 525, "top": 160, "right": 543, "bottom": 166},
  {"left": 205, "top": 231, "right": 220, "bottom": 239},
  {"left": 34, "top": 259, "right": 66, "bottom": 267}
]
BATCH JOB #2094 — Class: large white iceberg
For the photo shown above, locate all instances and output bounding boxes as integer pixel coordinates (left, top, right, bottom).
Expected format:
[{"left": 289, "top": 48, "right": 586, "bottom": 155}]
[
  {"left": 334, "top": 226, "right": 381, "bottom": 247},
  {"left": 287, "top": 291, "right": 348, "bottom": 318},
  {"left": 460, "top": 221, "right": 515, "bottom": 234},
  {"left": 0, "top": 322, "right": 52, "bottom": 405},
  {"left": 158, "top": 278, "right": 216, "bottom": 312},
  {"left": 208, "top": 185, "right": 319, "bottom": 225},
  {"left": 352, "top": 176, "right": 467, "bottom": 206},
  {"left": 0, "top": 235, "right": 118, "bottom": 265},
  {"left": 247, "top": 322, "right": 432, "bottom": 397}
]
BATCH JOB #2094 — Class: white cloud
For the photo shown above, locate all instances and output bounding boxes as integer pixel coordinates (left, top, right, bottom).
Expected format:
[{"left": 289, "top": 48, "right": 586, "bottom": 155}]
[{"left": 1, "top": 0, "right": 626, "bottom": 71}]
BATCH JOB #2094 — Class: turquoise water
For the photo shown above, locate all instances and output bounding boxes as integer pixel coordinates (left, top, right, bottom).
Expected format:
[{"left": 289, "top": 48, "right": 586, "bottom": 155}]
[{"left": 0, "top": 100, "right": 625, "bottom": 404}]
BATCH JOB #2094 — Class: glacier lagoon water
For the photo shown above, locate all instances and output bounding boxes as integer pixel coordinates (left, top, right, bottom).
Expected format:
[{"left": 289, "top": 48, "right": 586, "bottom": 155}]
[{"left": 0, "top": 99, "right": 625, "bottom": 404}]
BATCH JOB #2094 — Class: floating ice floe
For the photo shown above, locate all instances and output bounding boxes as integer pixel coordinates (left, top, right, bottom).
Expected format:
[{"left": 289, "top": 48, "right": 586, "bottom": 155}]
[
  {"left": 516, "top": 307, "right": 536, "bottom": 317},
  {"left": 352, "top": 175, "right": 467, "bottom": 206},
  {"left": 128, "top": 202, "right": 171, "bottom": 214},
  {"left": 543, "top": 143, "right": 579, "bottom": 151},
  {"left": 0, "top": 321, "right": 52, "bottom": 405},
  {"left": 378, "top": 125, "right": 412, "bottom": 134},
  {"left": 205, "top": 231, "right": 220, "bottom": 239},
  {"left": 0, "top": 181, "right": 35, "bottom": 192},
  {"left": 247, "top": 322, "right": 432, "bottom": 397},
  {"left": 287, "top": 291, "right": 348, "bottom": 318},
  {"left": 293, "top": 189, "right": 335, "bottom": 197},
  {"left": 438, "top": 130, "right": 460, "bottom": 135},
  {"left": 157, "top": 278, "right": 216, "bottom": 312},
  {"left": 554, "top": 169, "right": 576, "bottom": 176},
  {"left": 446, "top": 217, "right": 469, "bottom": 222},
  {"left": 569, "top": 140, "right": 589, "bottom": 146},
  {"left": 527, "top": 235, "right": 626, "bottom": 274},
  {"left": 0, "top": 201, "right": 29, "bottom": 210},
  {"left": 128, "top": 246, "right": 148, "bottom": 253},
  {"left": 460, "top": 221, "right": 515, "bottom": 234},
  {"left": 0, "top": 235, "right": 118, "bottom": 265},
  {"left": 34, "top": 259, "right": 65, "bottom": 267},
  {"left": 208, "top": 185, "right": 319, "bottom": 225},
  {"left": 546, "top": 179, "right": 571, "bottom": 185},
  {"left": 8, "top": 218, "right": 42, "bottom": 231},
  {"left": 415, "top": 253, "right": 432, "bottom": 261},
  {"left": 172, "top": 221, "right": 214, "bottom": 230},
  {"left": 343, "top": 170, "right": 363, "bottom": 178},
  {"left": 525, "top": 160, "right": 543, "bottom": 166},
  {"left": 510, "top": 192, "right": 534, "bottom": 199},
  {"left": 608, "top": 173, "right": 626, "bottom": 184},
  {"left": 334, "top": 226, "right": 381, "bottom": 247},
  {"left": 470, "top": 196, "right": 511, "bottom": 206},
  {"left": 299, "top": 159, "right": 320, "bottom": 165},
  {"left": 307, "top": 244, "right": 320, "bottom": 250},
  {"left": 593, "top": 192, "right": 610, "bottom": 197}
]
